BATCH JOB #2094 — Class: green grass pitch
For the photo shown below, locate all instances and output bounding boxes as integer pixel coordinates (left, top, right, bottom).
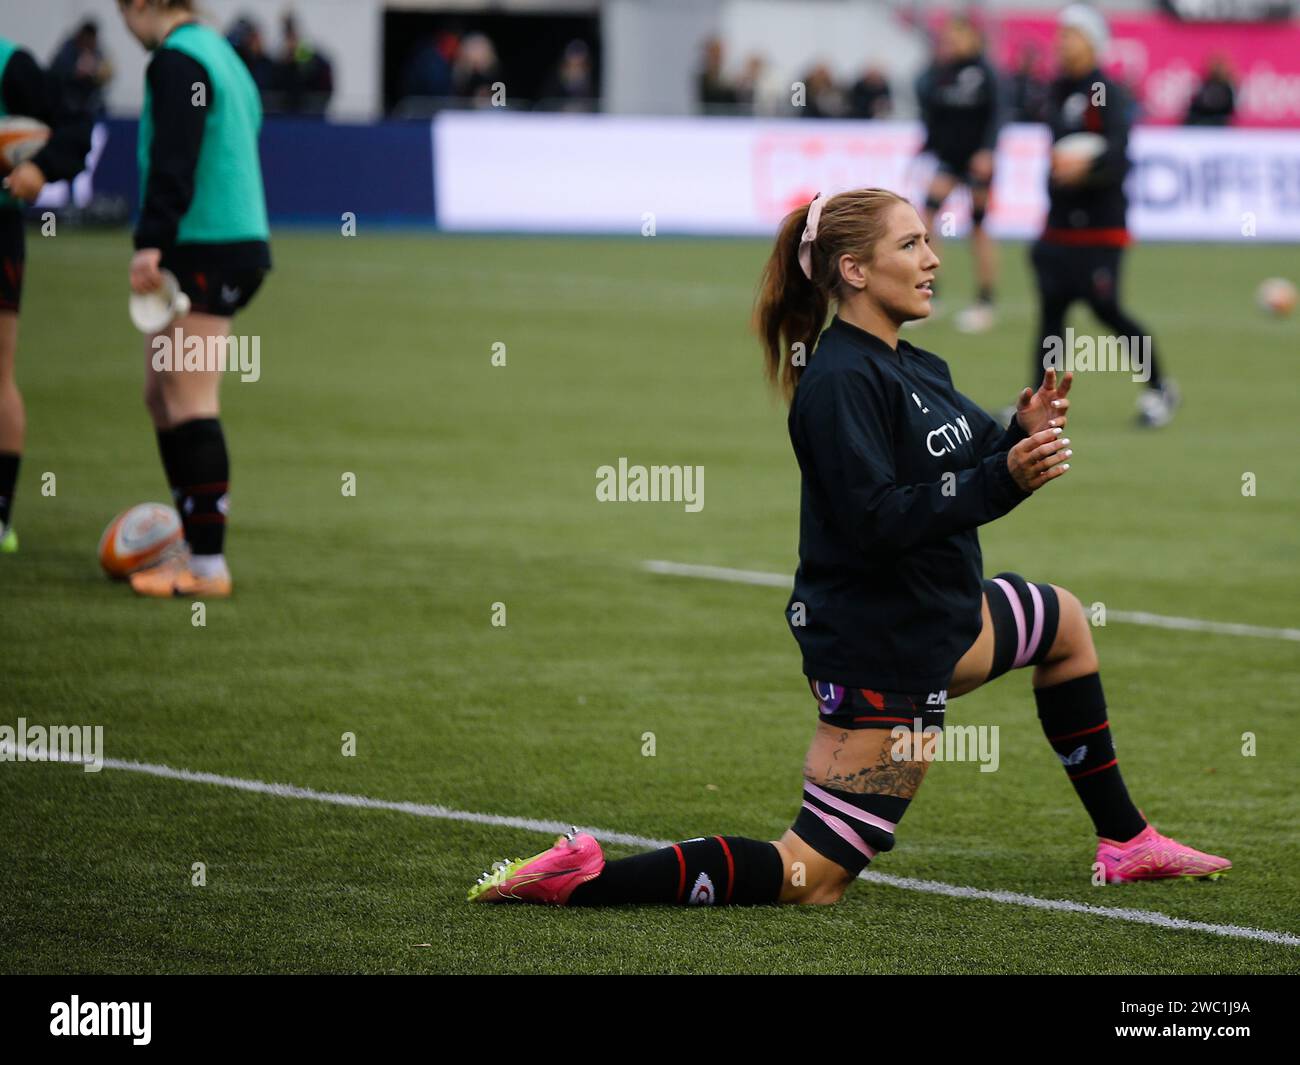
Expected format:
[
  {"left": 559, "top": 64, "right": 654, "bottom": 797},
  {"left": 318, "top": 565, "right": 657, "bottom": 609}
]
[{"left": 1, "top": 229, "right": 1296, "bottom": 974}]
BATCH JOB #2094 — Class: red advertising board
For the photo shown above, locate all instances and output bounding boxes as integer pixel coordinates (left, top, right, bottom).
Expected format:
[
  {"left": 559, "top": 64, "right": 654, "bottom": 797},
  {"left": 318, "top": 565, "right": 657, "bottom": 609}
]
[{"left": 993, "top": 12, "right": 1300, "bottom": 128}]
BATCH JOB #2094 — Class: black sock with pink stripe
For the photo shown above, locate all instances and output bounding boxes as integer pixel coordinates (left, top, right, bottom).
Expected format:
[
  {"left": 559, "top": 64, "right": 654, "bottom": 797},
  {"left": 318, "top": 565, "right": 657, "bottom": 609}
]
[
  {"left": 1034, "top": 672, "right": 1146, "bottom": 842},
  {"left": 568, "top": 835, "right": 783, "bottom": 906},
  {"left": 166, "top": 417, "right": 229, "bottom": 556}
]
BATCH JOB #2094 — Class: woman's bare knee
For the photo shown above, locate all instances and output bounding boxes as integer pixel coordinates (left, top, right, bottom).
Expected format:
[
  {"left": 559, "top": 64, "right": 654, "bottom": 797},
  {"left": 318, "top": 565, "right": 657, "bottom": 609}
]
[
  {"left": 1049, "top": 586, "right": 1093, "bottom": 657},
  {"left": 1036, "top": 585, "right": 1099, "bottom": 684},
  {"left": 143, "top": 381, "right": 169, "bottom": 427}
]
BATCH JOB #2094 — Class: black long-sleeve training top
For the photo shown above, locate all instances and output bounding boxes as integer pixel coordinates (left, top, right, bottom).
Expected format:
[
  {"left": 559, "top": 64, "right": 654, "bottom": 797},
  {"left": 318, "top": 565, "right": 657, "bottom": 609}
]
[
  {"left": 0, "top": 48, "right": 93, "bottom": 189},
  {"left": 135, "top": 48, "right": 210, "bottom": 253},
  {"left": 786, "top": 317, "right": 1030, "bottom": 691}
]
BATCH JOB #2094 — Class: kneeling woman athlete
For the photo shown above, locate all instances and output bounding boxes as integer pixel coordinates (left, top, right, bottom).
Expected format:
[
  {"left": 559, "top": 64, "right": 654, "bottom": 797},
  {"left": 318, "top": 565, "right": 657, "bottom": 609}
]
[{"left": 468, "top": 188, "right": 1229, "bottom": 908}]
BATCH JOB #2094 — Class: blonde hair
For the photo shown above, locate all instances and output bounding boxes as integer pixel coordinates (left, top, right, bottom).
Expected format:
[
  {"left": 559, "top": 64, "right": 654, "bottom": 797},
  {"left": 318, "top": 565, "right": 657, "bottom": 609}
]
[{"left": 754, "top": 188, "right": 910, "bottom": 402}]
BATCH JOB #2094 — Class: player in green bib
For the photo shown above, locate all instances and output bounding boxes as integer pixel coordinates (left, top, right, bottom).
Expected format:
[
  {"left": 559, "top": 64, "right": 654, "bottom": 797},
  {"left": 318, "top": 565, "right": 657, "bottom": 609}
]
[
  {"left": 0, "top": 39, "right": 92, "bottom": 553},
  {"left": 117, "top": 0, "right": 272, "bottom": 598}
]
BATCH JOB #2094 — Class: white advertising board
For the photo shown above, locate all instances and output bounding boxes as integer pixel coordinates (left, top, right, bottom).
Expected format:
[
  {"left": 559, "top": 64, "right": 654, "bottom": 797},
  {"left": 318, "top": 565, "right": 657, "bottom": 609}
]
[{"left": 434, "top": 112, "right": 1300, "bottom": 241}]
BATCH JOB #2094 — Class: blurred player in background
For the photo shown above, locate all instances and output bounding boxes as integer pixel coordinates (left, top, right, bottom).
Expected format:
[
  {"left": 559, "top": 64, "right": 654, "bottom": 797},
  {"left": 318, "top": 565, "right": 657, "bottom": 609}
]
[
  {"left": 0, "top": 38, "right": 92, "bottom": 553},
  {"left": 915, "top": 14, "right": 1003, "bottom": 334},
  {"left": 117, "top": 0, "right": 271, "bottom": 597},
  {"left": 1031, "top": 5, "right": 1178, "bottom": 428}
]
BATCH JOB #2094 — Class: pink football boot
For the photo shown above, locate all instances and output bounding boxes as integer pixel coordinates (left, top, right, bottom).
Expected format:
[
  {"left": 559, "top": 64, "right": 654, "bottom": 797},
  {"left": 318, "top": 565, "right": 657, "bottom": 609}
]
[
  {"left": 1095, "top": 820, "right": 1231, "bottom": 884},
  {"left": 468, "top": 828, "right": 605, "bottom": 904}
]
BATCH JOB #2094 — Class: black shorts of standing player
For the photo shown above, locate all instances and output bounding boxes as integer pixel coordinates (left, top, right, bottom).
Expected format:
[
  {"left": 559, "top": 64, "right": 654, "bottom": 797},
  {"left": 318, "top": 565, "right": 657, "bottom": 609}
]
[
  {"left": 1029, "top": 238, "right": 1163, "bottom": 392},
  {"left": 0, "top": 210, "right": 24, "bottom": 313},
  {"left": 931, "top": 153, "right": 992, "bottom": 196},
  {"left": 163, "top": 256, "right": 267, "bottom": 319},
  {"left": 926, "top": 152, "right": 994, "bottom": 228}
]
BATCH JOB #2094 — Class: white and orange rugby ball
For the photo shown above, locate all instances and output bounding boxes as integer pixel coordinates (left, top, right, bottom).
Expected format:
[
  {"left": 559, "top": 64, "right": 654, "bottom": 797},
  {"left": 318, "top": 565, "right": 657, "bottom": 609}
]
[
  {"left": 98, "top": 503, "right": 183, "bottom": 579},
  {"left": 1256, "top": 277, "right": 1297, "bottom": 317},
  {"left": 0, "top": 117, "right": 51, "bottom": 175},
  {"left": 1052, "top": 131, "right": 1108, "bottom": 162}
]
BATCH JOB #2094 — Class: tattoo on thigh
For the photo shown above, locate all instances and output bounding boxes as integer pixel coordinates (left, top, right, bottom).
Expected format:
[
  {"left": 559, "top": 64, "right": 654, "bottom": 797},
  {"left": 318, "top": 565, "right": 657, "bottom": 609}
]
[{"left": 805, "top": 730, "right": 928, "bottom": 798}]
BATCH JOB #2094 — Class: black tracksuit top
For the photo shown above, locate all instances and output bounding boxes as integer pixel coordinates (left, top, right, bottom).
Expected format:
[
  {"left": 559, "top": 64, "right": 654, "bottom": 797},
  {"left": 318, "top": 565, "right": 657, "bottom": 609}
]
[
  {"left": 916, "top": 55, "right": 1002, "bottom": 166},
  {"left": 1044, "top": 67, "right": 1132, "bottom": 237},
  {"left": 785, "top": 317, "right": 1030, "bottom": 691}
]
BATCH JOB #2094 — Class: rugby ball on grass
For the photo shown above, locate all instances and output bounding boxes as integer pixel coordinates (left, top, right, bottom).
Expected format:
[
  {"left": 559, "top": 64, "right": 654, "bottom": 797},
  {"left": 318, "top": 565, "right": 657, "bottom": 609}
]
[
  {"left": 1255, "top": 277, "right": 1297, "bottom": 317},
  {"left": 0, "top": 117, "right": 50, "bottom": 175},
  {"left": 99, "top": 503, "right": 183, "bottom": 579}
]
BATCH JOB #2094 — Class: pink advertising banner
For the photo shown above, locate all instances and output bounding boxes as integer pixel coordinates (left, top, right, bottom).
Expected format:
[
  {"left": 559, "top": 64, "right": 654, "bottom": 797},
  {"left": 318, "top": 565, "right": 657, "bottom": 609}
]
[{"left": 994, "top": 13, "right": 1300, "bottom": 128}]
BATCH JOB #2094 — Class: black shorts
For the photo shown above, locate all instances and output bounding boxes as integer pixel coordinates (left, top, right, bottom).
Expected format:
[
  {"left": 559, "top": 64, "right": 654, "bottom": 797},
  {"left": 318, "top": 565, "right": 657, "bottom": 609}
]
[
  {"left": 934, "top": 152, "right": 991, "bottom": 189},
  {"left": 807, "top": 572, "right": 1061, "bottom": 725},
  {"left": 0, "top": 210, "right": 25, "bottom": 313},
  {"left": 1030, "top": 239, "right": 1125, "bottom": 305},
  {"left": 163, "top": 261, "right": 266, "bottom": 319},
  {"left": 807, "top": 680, "right": 948, "bottom": 732}
]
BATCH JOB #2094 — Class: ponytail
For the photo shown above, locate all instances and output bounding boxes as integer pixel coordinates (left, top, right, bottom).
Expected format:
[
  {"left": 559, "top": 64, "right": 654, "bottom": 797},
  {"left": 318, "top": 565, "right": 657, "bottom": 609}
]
[
  {"left": 755, "top": 204, "right": 829, "bottom": 403},
  {"left": 754, "top": 187, "right": 910, "bottom": 404}
]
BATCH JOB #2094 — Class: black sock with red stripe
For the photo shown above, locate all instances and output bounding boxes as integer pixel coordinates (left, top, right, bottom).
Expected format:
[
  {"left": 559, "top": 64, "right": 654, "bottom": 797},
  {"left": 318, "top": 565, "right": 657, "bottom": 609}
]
[
  {"left": 165, "top": 418, "right": 229, "bottom": 556},
  {"left": 1035, "top": 672, "right": 1145, "bottom": 842},
  {"left": 569, "top": 835, "right": 783, "bottom": 906}
]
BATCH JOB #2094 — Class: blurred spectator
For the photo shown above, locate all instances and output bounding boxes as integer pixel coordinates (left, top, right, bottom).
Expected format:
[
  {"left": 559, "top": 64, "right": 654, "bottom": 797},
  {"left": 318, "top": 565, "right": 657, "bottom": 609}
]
[
  {"left": 736, "top": 54, "right": 785, "bottom": 116},
  {"left": 400, "top": 32, "right": 457, "bottom": 103},
  {"left": 697, "top": 36, "right": 737, "bottom": 110},
  {"left": 539, "top": 39, "right": 595, "bottom": 112},
  {"left": 49, "top": 18, "right": 113, "bottom": 118},
  {"left": 271, "top": 13, "right": 334, "bottom": 115},
  {"left": 454, "top": 33, "right": 501, "bottom": 104},
  {"left": 227, "top": 15, "right": 275, "bottom": 94},
  {"left": 1185, "top": 55, "right": 1235, "bottom": 126},
  {"left": 800, "top": 63, "right": 848, "bottom": 119},
  {"left": 1007, "top": 43, "right": 1049, "bottom": 123},
  {"left": 848, "top": 66, "right": 892, "bottom": 119}
]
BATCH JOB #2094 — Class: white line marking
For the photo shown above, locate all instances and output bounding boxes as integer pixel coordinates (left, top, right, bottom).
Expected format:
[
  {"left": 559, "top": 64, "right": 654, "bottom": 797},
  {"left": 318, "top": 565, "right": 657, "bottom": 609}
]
[
  {"left": 645, "top": 559, "right": 790, "bottom": 588},
  {"left": 6, "top": 742, "right": 1296, "bottom": 948},
  {"left": 642, "top": 560, "right": 1300, "bottom": 642}
]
